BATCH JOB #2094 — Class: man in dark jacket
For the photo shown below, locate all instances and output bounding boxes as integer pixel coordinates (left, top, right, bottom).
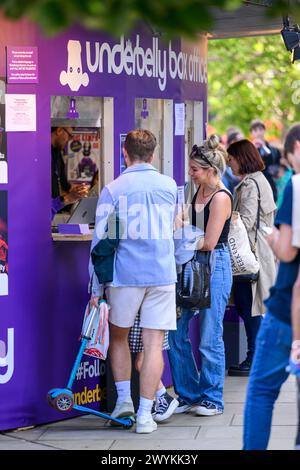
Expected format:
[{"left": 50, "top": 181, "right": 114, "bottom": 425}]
[
  {"left": 51, "top": 127, "right": 88, "bottom": 213},
  {"left": 250, "top": 119, "right": 280, "bottom": 201}
]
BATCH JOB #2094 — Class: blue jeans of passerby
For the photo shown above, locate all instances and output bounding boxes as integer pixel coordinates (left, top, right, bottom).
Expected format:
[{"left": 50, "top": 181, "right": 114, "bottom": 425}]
[
  {"left": 168, "top": 247, "right": 232, "bottom": 410},
  {"left": 233, "top": 281, "right": 262, "bottom": 360},
  {"left": 243, "top": 312, "right": 292, "bottom": 450},
  {"left": 296, "top": 379, "right": 300, "bottom": 448},
  {"left": 167, "top": 307, "right": 201, "bottom": 404}
]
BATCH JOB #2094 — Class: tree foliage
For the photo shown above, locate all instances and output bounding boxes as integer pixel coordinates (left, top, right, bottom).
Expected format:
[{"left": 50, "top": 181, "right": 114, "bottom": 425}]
[
  {"left": 208, "top": 34, "right": 300, "bottom": 140},
  {"left": 0, "top": 0, "right": 295, "bottom": 38},
  {"left": 1, "top": 1, "right": 299, "bottom": 140}
]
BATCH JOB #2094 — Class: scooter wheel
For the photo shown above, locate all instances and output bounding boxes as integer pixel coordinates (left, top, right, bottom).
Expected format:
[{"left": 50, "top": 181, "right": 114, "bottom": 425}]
[
  {"left": 122, "top": 416, "right": 135, "bottom": 429},
  {"left": 53, "top": 393, "right": 74, "bottom": 413}
]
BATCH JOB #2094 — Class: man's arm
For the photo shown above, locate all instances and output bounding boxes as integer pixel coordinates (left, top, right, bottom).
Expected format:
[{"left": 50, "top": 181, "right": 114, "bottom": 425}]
[
  {"left": 292, "top": 266, "right": 300, "bottom": 343},
  {"left": 267, "top": 181, "right": 298, "bottom": 262},
  {"left": 51, "top": 197, "right": 65, "bottom": 220},
  {"left": 288, "top": 265, "right": 300, "bottom": 377},
  {"left": 267, "top": 224, "right": 298, "bottom": 262},
  {"left": 51, "top": 189, "right": 86, "bottom": 221}
]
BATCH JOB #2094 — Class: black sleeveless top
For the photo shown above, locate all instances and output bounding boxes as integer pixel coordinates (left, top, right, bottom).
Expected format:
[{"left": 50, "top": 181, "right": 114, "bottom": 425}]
[{"left": 191, "top": 188, "right": 233, "bottom": 244}]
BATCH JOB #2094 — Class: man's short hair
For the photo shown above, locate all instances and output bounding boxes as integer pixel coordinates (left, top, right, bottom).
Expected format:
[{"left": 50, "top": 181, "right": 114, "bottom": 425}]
[
  {"left": 284, "top": 123, "right": 300, "bottom": 155},
  {"left": 51, "top": 126, "right": 74, "bottom": 133},
  {"left": 250, "top": 119, "right": 266, "bottom": 132},
  {"left": 124, "top": 129, "right": 157, "bottom": 162}
]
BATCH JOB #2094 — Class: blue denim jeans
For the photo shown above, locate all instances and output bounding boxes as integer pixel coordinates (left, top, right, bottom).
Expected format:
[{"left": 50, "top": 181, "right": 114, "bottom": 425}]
[
  {"left": 233, "top": 280, "right": 262, "bottom": 360},
  {"left": 297, "top": 379, "right": 300, "bottom": 448},
  {"left": 243, "top": 312, "right": 292, "bottom": 450},
  {"left": 168, "top": 247, "right": 232, "bottom": 410}
]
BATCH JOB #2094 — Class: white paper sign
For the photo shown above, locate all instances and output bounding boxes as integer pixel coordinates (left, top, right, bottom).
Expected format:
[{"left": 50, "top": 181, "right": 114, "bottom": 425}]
[
  {"left": 177, "top": 185, "right": 185, "bottom": 208},
  {"left": 5, "top": 94, "right": 36, "bottom": 132},
  {"left": 175, "top": 185, "right": 185, "bottom": 218},
  {"left": 0, "top": 273, "right": 8, "bottom": 296},
  {"left": 0, "top": 162, "right": 8, "bottom": 184},
  {"left": 175, "top": 103, "right": 185, "bottom": 136}
]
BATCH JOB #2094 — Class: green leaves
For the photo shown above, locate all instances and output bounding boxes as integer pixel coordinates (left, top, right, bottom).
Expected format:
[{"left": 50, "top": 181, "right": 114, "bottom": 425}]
[
  {"left": 0, "top": 0, "right": 252, "bottom": 37},
  {"left": 0, "top": 0, "right": 298, "bottom": 38},
  {"left": 208, "top": 35, "right": 300, "bottom": 138},
  {"left": 1, "top": 1, "right": 300, "bottom": 139}
]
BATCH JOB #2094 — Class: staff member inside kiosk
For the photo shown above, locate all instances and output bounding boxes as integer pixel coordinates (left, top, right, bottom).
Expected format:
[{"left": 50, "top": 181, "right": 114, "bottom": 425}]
[{"left": 51, "top": 126, "right": 88, "bottom": 217}]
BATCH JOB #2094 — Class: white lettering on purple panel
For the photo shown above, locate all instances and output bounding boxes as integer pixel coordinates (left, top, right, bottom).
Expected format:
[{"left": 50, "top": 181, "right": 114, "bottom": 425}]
[{"left": 0, "top": 328, "right": 14, "bottom": 384}]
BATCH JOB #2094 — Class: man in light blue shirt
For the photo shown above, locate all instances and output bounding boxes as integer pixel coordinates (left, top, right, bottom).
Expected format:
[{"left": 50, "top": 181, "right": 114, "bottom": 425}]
[{"left": 89, "top": 129, "right": 177, "bottom": 434}]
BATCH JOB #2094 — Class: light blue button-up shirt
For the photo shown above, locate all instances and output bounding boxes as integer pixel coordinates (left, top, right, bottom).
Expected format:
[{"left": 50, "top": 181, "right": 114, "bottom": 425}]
[{"left": 89, "top": 163, "right": 178, "bottom": 296}]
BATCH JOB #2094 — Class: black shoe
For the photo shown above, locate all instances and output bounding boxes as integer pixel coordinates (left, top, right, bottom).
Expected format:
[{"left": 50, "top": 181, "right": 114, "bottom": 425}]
[
  {"left": 174, "top": 397, "right": 195, "bottom": 414},
  {"left": 153, "top": 392, "right": 179, "bottom": 422},
  {"left": 228, "top": 358, "right": 252, "bottom": 377}
]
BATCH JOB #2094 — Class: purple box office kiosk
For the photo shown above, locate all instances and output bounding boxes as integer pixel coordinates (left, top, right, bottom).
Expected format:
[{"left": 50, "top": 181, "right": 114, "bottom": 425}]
[{"left": 0, "top": 16, "right": 211, "bottom": 430}]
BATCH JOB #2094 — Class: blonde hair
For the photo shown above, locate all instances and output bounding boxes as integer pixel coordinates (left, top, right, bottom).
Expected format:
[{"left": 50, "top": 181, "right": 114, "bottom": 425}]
[{"left": 190, "top": 135, "right": 228, "bottom": 178}]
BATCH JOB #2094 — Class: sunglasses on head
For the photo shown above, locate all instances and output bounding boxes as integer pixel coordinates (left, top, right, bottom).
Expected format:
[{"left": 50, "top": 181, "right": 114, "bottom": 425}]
[{"left": 191, "top": 145, "right": 214, "bottom": 168}]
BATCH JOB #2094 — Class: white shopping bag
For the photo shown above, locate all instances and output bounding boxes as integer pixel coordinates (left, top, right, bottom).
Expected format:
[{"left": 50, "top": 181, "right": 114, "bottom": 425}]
[
  {"left": 228, "top": 212, "right": 260, "bottom": 276},
  {"left": 81, "top": 300, "right": 110, "bottom": 360}
]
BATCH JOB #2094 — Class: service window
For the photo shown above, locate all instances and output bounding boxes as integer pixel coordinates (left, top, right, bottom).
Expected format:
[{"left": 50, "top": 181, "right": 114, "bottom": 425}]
[
  {"left": 184, "top": 100, "right": 204, "bottom": 202},
  {"left": 135, "top": 98, "right": 173, "bottom": 177},
  {"left": 135, "top": 98, "right": 163, "bottom": 171},
  {"left": 50, "top": 96, "right": 114, "bottom": 232}
]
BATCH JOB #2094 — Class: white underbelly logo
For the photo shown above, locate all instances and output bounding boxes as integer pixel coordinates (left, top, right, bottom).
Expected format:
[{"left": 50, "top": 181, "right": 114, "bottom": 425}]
[
  {"left": 60, "top": 40, "right": 89, "bottom": 92},
  {"left": 0, "top": 328, "right": 14, "bottom": 384}
]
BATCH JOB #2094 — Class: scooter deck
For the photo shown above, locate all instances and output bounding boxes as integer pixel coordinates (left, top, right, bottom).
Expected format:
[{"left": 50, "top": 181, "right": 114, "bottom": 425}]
[{"left": 73, "top": 404, "right": 135, "bottom": 427}]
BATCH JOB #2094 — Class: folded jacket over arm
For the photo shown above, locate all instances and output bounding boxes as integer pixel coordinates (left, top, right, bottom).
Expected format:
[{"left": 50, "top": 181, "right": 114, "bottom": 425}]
[{"left": 91, "top": 212, "right": 120, "bottom": 285}]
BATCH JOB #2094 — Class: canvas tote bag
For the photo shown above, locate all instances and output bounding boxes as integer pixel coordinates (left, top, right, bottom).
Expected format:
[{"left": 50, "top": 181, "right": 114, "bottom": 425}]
[
  {"left": 228, "top": 211, "right": 260, "bottom": 278},
  {"left": 228, "top": 178, "right": 261, "bottom": 281}
]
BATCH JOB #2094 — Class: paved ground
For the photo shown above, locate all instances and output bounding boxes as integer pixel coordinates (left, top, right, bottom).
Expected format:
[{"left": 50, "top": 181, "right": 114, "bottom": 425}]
[{"left": 0, "top": 375, "right": 298, "bottom": 450}]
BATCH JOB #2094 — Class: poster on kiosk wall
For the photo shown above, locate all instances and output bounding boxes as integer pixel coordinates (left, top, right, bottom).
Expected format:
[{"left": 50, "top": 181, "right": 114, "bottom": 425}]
[
  {"left": 66, "top": 127, "right": 100, "bottom": 184},
  {"left": 0, "top": 78, "right": 7, "bottom": 184},
  {"left": 0, "top": 191, "right": 8, "bottom": 296}
]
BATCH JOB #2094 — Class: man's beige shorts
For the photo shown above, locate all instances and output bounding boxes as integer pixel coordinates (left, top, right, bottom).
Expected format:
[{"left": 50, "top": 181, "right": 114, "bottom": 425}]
[{"left": 106, "top": 284, "right": 176, "bottom": 330}]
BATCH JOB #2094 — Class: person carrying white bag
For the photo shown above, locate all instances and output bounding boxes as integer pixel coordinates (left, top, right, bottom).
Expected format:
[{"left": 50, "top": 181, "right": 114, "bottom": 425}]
[{"left": 226, "top": 139, "right": 277, "bottom": 376}]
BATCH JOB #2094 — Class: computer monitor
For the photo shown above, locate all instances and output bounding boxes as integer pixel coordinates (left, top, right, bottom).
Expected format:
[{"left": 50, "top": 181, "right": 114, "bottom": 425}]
[{"left": 67, "top": 196, "right": 98, "bottom": 225}]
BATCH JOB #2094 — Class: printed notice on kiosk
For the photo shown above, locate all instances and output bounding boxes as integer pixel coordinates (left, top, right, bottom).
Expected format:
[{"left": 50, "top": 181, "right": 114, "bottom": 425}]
[
  {"left": 5, "top": 94, "right": 36, "bottom": 132},
  {"left": 0, "top": 190, "right": 8, "bottom": 296},
  {"left": 7, "top": 46, "right": 38, "bottom": 84}
]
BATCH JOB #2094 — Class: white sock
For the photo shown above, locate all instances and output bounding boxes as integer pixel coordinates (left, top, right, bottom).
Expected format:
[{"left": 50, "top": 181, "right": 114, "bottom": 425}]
[
  {"left": 155, "top": 386, "right": 166, "bottom": 400},
  {"left": 115, "top": 380, "right": 131, "bottom": 402},
  {"left": 137, "top": 396, "right": 154, "bottom": 419}
]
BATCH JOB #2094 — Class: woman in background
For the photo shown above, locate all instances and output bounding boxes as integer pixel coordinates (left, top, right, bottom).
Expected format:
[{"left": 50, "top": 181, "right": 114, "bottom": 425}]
[{"left": 227, "top": 139, "right": 277, "bottom": 376}]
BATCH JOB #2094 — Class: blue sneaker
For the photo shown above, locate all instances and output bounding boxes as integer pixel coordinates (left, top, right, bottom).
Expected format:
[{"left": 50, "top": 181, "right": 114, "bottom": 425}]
[
  {"left": 195, "top": 400, "right": 223, "bottom": 416},
  {"left": 173, "top": 397, "right": 195, "bottom": 414}
]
